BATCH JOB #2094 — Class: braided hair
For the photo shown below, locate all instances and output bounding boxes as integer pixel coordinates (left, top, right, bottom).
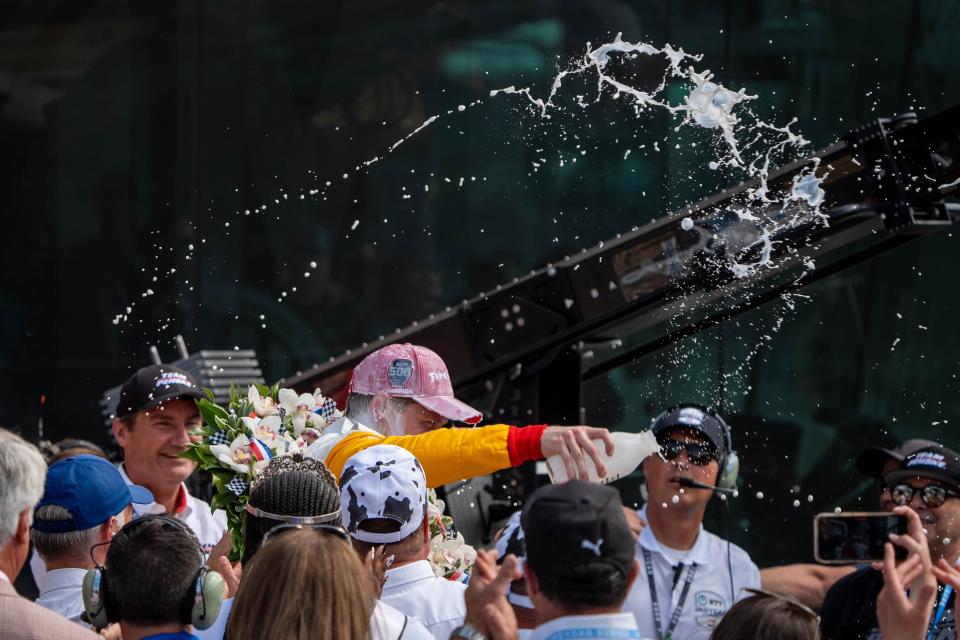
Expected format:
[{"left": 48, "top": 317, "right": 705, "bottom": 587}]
[{"left": 242, "top": 453, "right": 342, "bottom": 563}]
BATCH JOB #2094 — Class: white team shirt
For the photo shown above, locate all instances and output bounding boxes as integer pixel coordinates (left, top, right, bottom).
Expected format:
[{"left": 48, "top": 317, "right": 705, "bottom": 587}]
[
  {"left": 34, "top": 568, "right": 87, "bottom": 625},
  {"left": 195, "top": 596, "right": 433, "bottom": 640},
  {"left": 303, "top": 416, "right": 377, "bottom": 465},
  {"left": 529, "top": 612, "right": 650, "bottom": 640},
  {"left": 622, "top": 505, "right": 760, "bottom": 640},
  {"left": 380, "top": 560, "right": 467, "bottom": 639},
  {"left": 117, "top": 464, "right": 227, "bottom": 552}
]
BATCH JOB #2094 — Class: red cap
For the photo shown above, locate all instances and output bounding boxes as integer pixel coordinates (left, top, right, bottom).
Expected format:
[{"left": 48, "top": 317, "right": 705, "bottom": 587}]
[{"left": 349, "top": 344, "right": 483, "bottom": 424}]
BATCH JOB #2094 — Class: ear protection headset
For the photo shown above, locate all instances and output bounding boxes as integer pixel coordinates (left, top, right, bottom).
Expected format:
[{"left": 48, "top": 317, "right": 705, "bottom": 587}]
[
  {"left": 650, "top": 403, "right": 740, "bottom": 491},
  {"left": 82, "top": 515, "right": 225, "bottom": 630}
]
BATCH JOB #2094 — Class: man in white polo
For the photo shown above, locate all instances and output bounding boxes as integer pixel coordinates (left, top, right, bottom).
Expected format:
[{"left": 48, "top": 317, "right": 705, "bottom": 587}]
[
  {"left": 340, "top": 444, "right": 467, "bottom": 639},
  {"left": 624, "top": 405, "right": 759, "bottom": 640},
  {"left": 111, "top": 364, "right": 226, "bottom": 551}
]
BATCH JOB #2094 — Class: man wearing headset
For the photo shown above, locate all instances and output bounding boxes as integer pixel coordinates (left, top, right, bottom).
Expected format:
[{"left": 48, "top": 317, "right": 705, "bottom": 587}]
[
  {"left": 81, "top": 515, "right": 224, "bottom": 640},
  {"left": 622, "top": 405, "right": 760, "bottom": 640}
]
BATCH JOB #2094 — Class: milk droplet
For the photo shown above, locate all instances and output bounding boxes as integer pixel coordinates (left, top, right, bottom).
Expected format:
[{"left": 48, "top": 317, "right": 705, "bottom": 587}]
[
  {"left": 680, "top": 217, "right": 694, "bottom": 231},
  {"left": 807, "top": 495, "right": 813, "bottom": 502},
  {"left": 793, "top": 499, "right": 801, "bottom": 507},
  {"left": 834, "top": 507, "right": 842, "bottom": 513},
  {"left": 457, "top": 104, "right": 466, "bottom": 112},
  {"left": 756, "top": 491, "right": 764, "bottom": 499},
  {"left": 678, "top": 488, "right": 686, "bottom": 495},
  {"left": 671, "top": 495, "right": 680, "bottom": 504},
  {"left": 944, "top": 538, "right": 952, "bottom": 545},
  {"left": 661, "top": 502, "right": 669, "bottom": 509}
]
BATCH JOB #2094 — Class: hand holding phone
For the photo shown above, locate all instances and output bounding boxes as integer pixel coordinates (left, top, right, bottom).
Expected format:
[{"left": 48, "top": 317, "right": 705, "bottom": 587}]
[{"left": 814, "top": 512, "right": 907, "bottom": 564}]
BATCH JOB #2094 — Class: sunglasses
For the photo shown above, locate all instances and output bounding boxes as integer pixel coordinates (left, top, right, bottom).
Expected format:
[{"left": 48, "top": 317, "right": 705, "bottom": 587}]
[
  {"left": 890, "top": 483, "right": 959, "bottom": 508},
  {"left": 659, "top": 438, "right": 718, "bottom": 466},
  {"left": 261, "top": 523, "right": 350, "bottom": 546},
  {"left": 743, "top": 588, "right": 820, "bottom": 623}
]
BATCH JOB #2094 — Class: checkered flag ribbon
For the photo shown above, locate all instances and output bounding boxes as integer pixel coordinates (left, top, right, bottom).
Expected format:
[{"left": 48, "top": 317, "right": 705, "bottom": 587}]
[
  {"left": 209, "top": 431, "right": 230, "bottom": 446},
  {"left": 225, "top": 476, "right": 248, "bottom": 496},
  {"left": 315, "top": 398, "right": 339, "bottom": 421}
]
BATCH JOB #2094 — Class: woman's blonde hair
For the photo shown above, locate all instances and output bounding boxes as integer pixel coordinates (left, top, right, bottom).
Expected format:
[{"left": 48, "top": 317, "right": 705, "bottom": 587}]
[{"left": 227, "top": 528, "right": 373, "bottom": 640}]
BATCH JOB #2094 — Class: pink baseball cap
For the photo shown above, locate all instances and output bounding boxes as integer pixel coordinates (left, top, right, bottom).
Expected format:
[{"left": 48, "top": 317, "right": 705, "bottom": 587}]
[{"left": 349, "top": 343, "right": 483, "bottom": 425}]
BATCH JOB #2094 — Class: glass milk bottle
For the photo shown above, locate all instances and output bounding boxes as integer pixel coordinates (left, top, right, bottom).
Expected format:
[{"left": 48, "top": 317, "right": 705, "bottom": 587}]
[{"left": 546, "top": 430, "right": 660, "bottom": 484}]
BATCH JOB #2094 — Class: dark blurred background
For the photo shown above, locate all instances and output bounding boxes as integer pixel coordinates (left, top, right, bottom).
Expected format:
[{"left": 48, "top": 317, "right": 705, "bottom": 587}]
[{"left": 1, "top": 0, "right": 958, "bottom": 565}]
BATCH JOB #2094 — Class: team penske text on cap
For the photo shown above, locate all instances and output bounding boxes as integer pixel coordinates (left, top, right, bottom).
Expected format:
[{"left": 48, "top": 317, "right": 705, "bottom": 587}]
[
  {"left": 884, "top": 444, "right": 960, "bottom": 493},
  {"left": 349, "top": 343, "right": 482, "bottom": 424},
  {"left": 115, "top": 364, "right": 204, "bottom": 417}
]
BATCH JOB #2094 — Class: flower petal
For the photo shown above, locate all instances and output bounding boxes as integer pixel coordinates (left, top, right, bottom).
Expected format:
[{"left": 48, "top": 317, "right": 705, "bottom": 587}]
[{"left": 278, "top": 388, "right": 299, "bottom": 413}]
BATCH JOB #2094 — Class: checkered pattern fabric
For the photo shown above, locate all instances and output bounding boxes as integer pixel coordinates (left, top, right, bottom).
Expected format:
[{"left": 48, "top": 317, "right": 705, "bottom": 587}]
[
  {"left": 316, "top": 398, "right": 339, "bottom": 421},
  {"left": 209, "top": 431, "right": 230, "bottom": 446},
  {"left": 226, "top": 476, "right": 248, "bottom": 496}
]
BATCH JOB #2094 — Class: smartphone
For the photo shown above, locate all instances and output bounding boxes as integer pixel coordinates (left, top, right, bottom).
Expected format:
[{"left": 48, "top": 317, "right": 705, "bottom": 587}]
[{"left": 814, "top": 512, "right": 908, "bottom": 564}]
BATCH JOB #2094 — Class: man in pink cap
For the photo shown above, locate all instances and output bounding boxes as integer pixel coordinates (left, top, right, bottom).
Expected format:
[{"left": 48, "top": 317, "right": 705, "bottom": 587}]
[
  {"left": 346, "top": 343, "right": 484, "bottom": 436},
  {"left": 306, "top": 343, "right": 615, "bottom": 486}
]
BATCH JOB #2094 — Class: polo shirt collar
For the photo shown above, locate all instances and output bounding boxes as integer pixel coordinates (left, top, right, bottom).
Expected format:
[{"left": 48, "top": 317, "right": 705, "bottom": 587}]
[
  {"left": 383, "top": 559, "right": 437, "bottom": 593},
  {"left": 38, "top": 567, "right": 87, "bottom": 594},
  {"left": 637, "top": 505, "right": 713, "bottom": 565},
  {"left": 117, "top": 463, "right": 191, "bottom": 517}
]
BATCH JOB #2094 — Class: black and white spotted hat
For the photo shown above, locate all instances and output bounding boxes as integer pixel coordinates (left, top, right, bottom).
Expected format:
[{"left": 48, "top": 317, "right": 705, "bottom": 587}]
[{"left": 339, "top": 444, "right": 428, "bottom": 544}]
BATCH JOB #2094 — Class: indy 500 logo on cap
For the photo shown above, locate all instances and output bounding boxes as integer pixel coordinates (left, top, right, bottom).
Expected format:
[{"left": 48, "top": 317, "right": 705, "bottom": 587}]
[
  {"left": 908, "top": 451, "right": 947, "bottom": 470},
  {"left": 155, "top": 372, "right": 195, "bottom": 389},
  {"left": 388, "top": 359, "right": 413, "bottom": 387}
]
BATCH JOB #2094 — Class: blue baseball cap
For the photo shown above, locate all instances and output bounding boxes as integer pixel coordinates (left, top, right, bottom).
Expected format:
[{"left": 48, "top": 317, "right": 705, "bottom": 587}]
[{"left": 32, "top": 455, "right": 154, "bottom": 533}]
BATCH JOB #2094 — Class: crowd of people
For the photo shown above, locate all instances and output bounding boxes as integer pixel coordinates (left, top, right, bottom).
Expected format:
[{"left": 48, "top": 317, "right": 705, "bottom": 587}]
[{"left": 0, "top": 342, "right": 958, "bottom": 639}]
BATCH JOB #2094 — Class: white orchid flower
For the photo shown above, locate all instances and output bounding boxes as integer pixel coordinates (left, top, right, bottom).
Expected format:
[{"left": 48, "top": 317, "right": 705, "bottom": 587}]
[
  {"left": 248, "top": 386, "right": 279, "bottom": 417},
  {"left": 429, "top": 532, "right": 477, "bottom": 578},
  {"left": 241, "top": 415, "right": 283, "bottom": 440},
  {"left": 209, "top": 434, "right": 270, "bottom": 475},
  {"left": 278, "top": 388, "right": 316, "bottom": 436}
]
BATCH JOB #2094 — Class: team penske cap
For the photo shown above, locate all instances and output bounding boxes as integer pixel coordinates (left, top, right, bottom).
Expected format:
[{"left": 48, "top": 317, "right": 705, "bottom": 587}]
[
  {"left": 855, "top": 438, "right": 940, "bottom": 478},
  {"left": 339, "top": 445, "right": 428, "bottom": 544},
  {"left": 884, "top": 444, "right": 960, "bottom": 493},
  {"left": 349, "top": 343, "right": 483, "bottom": 424},
  {"left": 115, "top": 364, "right": 205, "bottom": 417}
]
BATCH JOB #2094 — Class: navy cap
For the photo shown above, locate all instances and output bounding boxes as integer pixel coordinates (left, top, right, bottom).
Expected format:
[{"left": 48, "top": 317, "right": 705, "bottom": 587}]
[
  {"left": 33, "top": 455, "right": 154, "bottom": 533},
  {"left": 652, "top": 405, "right": 728, "bottom": 454},
  {"left": 855, "top": 438, "right": 941, "bottom": 478},
  {"left": 115, "top": 364, "right": 204, "bottom": 418}
]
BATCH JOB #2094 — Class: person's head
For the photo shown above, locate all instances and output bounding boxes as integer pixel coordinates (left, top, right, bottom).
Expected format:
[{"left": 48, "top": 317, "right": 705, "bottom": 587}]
[
  {"left": 710, "top": 589, "right": 820, "bottom": 640},
  {"left": 521, "top": 480, "right": 638, "bottom": 622},
  {"left": 31, "top": 454, "right": 153, "bottom": 567},
  {"left": 242, "top": 454, "right": 342, "bottom": 564},
  {"left": 227, "top": 528, "right": 372, "bottom": 640},
  {"left": 345, "top": 343, "right": 482, "bottom": 435},
  {"left": 111, "top": 365, "right": 205, "bottom": 493},
  {"left": 856, "top": 439, "right": 940, "bottom": 510},
  {"left": 90, "top": 515, "right": 224, "bottom": 636},
  {"left": 884, "top": 445, "right": 960, "bottom": 560},
  {"left": 642, "top": 405, "right": 731, "bottom": 513},
  {"left": 0, "top": 428, "right": 47, "bottom": 575},
  {"left": 44, "top": 438, "right": 108, "bottom": 465},
  {"left": 339, "top": 444, "right": 429, "bottom": 563}
]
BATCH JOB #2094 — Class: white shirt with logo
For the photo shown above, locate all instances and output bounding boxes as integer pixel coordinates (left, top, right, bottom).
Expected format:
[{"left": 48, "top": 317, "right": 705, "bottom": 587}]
[
  {"left": 529, "top": 612, "right": 650, "bottom": 640},
  {"left": 622, "top": 505, "right": 760, "bottom": 640},
  {"left": 380, "top": 560, "right": 467, "bottom": 639},
  {"left": 34, "top": 567, "right": 87, "bottom": 625},
  {"left": 117, "top": 464, "right": 227, "bottom": 552}
]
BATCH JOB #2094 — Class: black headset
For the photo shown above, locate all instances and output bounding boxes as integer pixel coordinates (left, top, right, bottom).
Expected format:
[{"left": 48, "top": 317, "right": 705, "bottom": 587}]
[
  {"left": 651, "top": 403, "right": 740, "bottom": 491},
  {"left": 81, "top": 515, "right": 225, "bottom": 630}
]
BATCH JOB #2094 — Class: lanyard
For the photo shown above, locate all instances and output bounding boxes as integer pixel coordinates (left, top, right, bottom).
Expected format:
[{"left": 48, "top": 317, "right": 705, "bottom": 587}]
[
  {"left": 642, "top": 548, "right": 698, "bottom": 640},
  {"left": 926, "top": 584, "right": 954, "bottom": 640}
]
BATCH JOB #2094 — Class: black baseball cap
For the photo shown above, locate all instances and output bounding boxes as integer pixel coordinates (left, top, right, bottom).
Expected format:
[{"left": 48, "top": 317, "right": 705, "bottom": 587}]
[
  {"left": 521, "top": 480, "right": 634, "bottom": 591},
  {"left": 884, "top": 444, "right": 960, "bottom": 493},
  {"left": 115, "top": 364, "right": 204, "bottom": 418},
  {"left": 652, "top": 405, "right": 727, "bottom": 454},
  {"left": 855, "top": 439, "right": 940, "bottom": 478}
]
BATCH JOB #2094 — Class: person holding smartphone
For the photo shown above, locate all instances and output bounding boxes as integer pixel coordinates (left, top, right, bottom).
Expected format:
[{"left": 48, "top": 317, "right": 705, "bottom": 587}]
[{"left": 821, "top": 444, "right": 960, "bottom": 639}]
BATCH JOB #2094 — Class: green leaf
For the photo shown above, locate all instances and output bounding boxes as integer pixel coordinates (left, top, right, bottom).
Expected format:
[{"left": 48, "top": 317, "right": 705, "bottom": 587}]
[{"left": 197, "top": 398, "right": 229, "bottom": 428}]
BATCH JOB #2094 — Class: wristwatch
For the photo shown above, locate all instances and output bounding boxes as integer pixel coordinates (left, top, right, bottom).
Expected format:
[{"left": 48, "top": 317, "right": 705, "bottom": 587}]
[{"left": 449, "top": 623, "right": 487, "bottom": 640}]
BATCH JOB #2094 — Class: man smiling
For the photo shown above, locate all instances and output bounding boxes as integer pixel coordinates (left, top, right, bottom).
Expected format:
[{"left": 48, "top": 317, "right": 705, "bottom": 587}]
[
  {"left": 111, "top": 365, "right": 226, "bottom": 552},
  {"left": 821, "top": 443, "right": 960, "bottom": 639}
]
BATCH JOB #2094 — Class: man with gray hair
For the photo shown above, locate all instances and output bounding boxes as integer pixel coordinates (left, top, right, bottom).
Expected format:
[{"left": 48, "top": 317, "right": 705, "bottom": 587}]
[
  {"left": 0, "top": 428, "right": 97, "bottom": 638},
  {"left": 31, "top": 454, "right": 153, "bottom": 624}
]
